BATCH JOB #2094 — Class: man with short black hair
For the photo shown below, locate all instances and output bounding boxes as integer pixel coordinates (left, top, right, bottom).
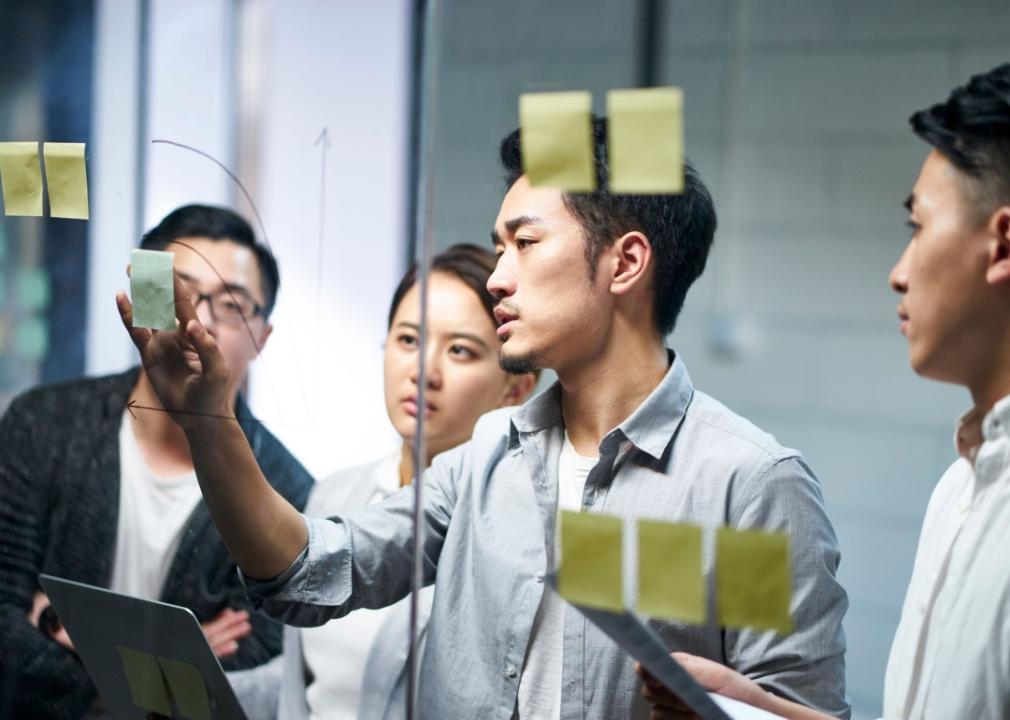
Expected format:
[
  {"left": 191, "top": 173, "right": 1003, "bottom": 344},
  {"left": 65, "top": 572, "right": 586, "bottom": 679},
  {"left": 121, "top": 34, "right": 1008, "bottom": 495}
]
[
  {"left": 0, "top": 204, "right": 312, "bottom": 719},
  {"left": 119, "top": 124, "right": 849, "bottom": 718},
  {"left": 641, "top": 63, "right": 1010, "bottom": 720}
]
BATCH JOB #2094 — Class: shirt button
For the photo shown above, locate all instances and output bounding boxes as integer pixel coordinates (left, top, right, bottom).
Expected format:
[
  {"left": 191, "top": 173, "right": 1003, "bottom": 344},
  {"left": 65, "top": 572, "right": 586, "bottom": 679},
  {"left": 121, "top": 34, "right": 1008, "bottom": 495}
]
[
  {"left": 918, "top": 602, "right": 927, "bottom": 615},
  {"left": 535, "top": 573, "right": 544, "bottom": 583},
  {"left": 505, "top": 663, "right": 517, "bottom": 678}
]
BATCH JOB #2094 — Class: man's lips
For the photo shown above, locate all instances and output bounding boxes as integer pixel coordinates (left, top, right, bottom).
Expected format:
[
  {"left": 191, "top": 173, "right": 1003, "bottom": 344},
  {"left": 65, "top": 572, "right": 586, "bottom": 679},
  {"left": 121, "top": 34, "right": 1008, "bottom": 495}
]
[
  {"left": 897, "top": 307, "right": 910, "bottom": 335},
  {"left": 494, "top": 306, "right": 518, "bottom": 339}
]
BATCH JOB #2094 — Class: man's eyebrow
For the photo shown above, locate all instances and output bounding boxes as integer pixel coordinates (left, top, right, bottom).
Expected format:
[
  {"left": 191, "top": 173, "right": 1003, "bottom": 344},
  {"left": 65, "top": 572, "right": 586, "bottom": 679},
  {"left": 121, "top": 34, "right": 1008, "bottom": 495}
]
[
  {"left": 176, "top": 271, "right": 254, "bottom": 298},
  {"left": 903, "top": 193, "right": 915, "bottom": 213},
  {"left": 491, "top": 215, "right": 545, "bottom": 245}
]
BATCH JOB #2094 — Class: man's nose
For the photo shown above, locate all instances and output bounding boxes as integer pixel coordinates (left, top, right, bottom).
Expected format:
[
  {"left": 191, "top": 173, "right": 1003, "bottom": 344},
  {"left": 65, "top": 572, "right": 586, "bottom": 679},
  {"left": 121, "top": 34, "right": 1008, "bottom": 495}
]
[
  {"left": 487, "top": 256, "right": 516, "bottom": 300},
  {"left": 889, "top": 244, "right": 911, "bottom": 294}
]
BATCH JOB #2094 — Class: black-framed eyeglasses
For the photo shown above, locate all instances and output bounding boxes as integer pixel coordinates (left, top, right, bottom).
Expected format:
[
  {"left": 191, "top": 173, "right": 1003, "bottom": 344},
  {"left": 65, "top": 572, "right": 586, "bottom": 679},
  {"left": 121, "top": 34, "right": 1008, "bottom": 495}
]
[{"left": 188, "top": 288, "right": 264, "bottom": 323}]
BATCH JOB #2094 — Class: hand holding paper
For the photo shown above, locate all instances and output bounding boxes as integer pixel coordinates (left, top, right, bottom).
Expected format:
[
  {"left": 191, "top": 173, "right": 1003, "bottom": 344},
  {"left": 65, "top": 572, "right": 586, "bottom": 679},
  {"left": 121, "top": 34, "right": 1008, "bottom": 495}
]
[{"left": 117, "top": 260, "right": 232, "bottom": 429}]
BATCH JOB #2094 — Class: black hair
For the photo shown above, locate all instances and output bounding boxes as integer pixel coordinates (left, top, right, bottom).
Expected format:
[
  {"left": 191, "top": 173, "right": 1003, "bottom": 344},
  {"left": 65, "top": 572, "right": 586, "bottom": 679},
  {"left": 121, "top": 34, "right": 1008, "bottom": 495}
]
[
  {"left": 910, "top": 63, "right": 1010, "bottom": 219},
  {"left": 387, "top": 243, "right": 498, "bottom": 329},
  {"left": 140, "top": 204, "right": 280, "bottom": 318},
  {"left": 499, "top": 116, "right": 717, "bottom": 337}
]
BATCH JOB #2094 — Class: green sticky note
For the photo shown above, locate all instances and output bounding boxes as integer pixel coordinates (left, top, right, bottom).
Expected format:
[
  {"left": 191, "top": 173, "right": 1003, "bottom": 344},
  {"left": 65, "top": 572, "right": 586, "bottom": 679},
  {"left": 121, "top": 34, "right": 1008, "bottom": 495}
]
[
  {"left": 131, "top": 249, "right": 176, "bottom": 330},
  {"left": 637, "top": 520, "right": 705, "bottom": 624},
  {"left": 519, "top": 91, "right": 596, "bottom": 191},
  {"left": 159, "top": 656, "right": 212, "bottom": 720},
  {"left": 116, "top": 646, "right": 172, "bottom": 716},
  {"left": 0, "top": 142, "right": 43, "bottom": 216},
  {"left": 558, "top": 510, "right": 623, "bottom": 611},
  {"left": 43, "top": 142, "right": 89, "bottom": 219},
  {"left": 716, "top": 528, "right": 793, "bottom": 635},
  {"left": 607, "top": 87, "right": 684, "bottom": 194},
  {"left": 16, "top": 269, "right": 51, "bottom": 311},
  {"left": 14, "top": 316, "right": 48, "bottom": 360}
]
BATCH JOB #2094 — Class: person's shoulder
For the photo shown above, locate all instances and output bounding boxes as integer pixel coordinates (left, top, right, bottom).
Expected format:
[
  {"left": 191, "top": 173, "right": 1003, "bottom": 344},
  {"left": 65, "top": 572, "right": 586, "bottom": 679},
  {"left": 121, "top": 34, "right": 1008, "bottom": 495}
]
[
  {"left": 4, "top": 368, "right": 137, "bottom": 423},
  {"left": 684, "top": 389, "right": 798, "bottom": 465}
]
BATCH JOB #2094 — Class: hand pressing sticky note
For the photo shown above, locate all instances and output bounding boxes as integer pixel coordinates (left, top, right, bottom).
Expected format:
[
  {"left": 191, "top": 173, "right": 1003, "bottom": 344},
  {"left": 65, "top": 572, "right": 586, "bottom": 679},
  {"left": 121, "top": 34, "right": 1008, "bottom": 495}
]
[
  {"left": 637, "top": 520, "right": 705, "bottom": 624},
  {"left": 0, "top": 142, "right": 43, "bottom": 216},
  {"left": 131, "top": 249, "right": 176, "bottom": 330},
  {"left": 159, "top": 656, "right": 212, "bottom": 720},
  {"left": 116, "top": 646, "right": 172, "bottom": 716},
  {"left": 607, "top": 87, "right": 684, "bottom": 194},
  {"left": 716, "top": 528, "right": 793, "bottom": 635},
  {"left": 519, "top": 91, "right": 596, "bottom": 192},
  {"left": 558, "top": 510, "right": 623, "bottom": 611},
  {"left": 44, "top": 143, "right": 89, "bottom": 219}
]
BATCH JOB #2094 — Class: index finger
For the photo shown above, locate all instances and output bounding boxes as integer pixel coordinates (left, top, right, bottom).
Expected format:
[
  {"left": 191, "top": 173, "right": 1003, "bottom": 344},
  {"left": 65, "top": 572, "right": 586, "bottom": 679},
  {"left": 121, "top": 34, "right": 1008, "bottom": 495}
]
[{"left": 173, "top": 271, "right": 199, "bottom": 327}]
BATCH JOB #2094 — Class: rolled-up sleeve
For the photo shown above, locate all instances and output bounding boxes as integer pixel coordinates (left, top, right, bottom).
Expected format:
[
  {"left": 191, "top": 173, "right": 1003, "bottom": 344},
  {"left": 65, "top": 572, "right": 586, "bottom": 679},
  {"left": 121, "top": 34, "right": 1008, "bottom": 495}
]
[
  {"left": 725, "top": 455, "right": 850, "bottom": 719},
  {"left": 240, "top": 443, "right": 463, "bottom": 627}
]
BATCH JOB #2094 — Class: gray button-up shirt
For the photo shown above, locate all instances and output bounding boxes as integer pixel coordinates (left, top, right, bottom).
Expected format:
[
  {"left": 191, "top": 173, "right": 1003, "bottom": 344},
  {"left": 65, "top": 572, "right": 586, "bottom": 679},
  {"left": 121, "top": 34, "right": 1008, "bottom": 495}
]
[{"left": 245, "top": 354, "right": 849, "bottom": 719}]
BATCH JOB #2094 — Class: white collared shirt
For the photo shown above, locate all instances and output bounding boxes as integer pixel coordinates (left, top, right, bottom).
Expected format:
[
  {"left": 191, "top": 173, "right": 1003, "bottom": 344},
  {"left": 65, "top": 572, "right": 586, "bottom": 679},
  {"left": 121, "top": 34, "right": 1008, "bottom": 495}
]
[{"left": 883, "top": 395, "right": 1010, "bottom": 719}]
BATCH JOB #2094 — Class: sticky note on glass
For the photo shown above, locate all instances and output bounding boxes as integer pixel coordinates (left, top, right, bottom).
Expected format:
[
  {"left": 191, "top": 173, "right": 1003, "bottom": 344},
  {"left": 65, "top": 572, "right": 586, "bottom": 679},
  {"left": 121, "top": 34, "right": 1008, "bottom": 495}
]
[
  {"left": 637, "top": 520, "right": 704, "bottom": 623},
  {"left": 519, "top": 91, "right": 596, "bottom": 191},
  {"left": 131, "top": 249, "right": 176, "bottom": 330},
  {"left": 716, "top": 528, "right": 793, "bottom": 635},
  {"left": 607, "top": 87, "right": 684, "bottom": 194},
  {"left": 159, "top": 657, "right": 212, "bottom": 720},
  {"left": 558, "top": 510, "right": 623, "bottom": 611},
  {"left": 0, "top": 142, "right": 43, "bottom": 216},
  {"left": 116, "top": 646, "right": 172, "bottom": 716},
  {"left": 43, "top": 142, "right": 89, "bottom": 219}
]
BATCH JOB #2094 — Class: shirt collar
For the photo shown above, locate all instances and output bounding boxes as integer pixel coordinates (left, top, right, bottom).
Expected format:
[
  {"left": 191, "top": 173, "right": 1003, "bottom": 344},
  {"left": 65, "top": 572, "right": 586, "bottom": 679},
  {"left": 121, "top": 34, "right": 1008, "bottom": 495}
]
[
  {"left": 954, "top": 393, "right": 1010, "bottom": 463},
  {"left": 508, "top": 350, "right": 694, "bottom": 460}
]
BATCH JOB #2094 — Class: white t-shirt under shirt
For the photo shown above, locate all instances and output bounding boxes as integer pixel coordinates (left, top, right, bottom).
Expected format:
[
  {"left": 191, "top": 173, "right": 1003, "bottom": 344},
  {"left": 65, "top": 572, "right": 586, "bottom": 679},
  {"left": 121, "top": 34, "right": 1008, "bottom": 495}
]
[
  {"left": 110, "top": 411, "right": 203, "bottom": 600},
  {"left": 516, "top": 433, "right": 598, "bottom": 719}
]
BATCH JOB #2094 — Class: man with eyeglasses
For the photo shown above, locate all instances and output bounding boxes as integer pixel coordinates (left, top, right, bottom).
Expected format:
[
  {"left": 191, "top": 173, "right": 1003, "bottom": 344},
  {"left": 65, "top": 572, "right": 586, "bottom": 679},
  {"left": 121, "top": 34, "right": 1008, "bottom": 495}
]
[{"left": 0, "top": 204, "right": 313, "bottom": 720}]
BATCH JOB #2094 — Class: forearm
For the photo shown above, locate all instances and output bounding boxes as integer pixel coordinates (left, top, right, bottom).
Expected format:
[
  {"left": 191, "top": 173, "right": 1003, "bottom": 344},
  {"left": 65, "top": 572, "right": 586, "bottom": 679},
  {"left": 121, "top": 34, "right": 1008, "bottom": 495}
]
[
  {"left": 185, "top": 418, "right": 307, "bottom": 579},
  {"left": 765, "top": 693, "right": 835, "bottom": 720}
]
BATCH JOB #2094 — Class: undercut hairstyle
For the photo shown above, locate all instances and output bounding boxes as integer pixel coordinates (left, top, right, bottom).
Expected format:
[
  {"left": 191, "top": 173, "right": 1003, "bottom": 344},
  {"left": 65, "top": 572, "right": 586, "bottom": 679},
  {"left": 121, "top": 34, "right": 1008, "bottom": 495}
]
[
  {"left": 140, "top": 204, "right": 281, "bottom": 318},
  {"left": 499, "top": 116, "right": 717, "bottom": 336},
  {"left": 910, "top": 63, "right": 1010, "bottom": 222},
  {"left": 388, "top": 243, "right": 498, "bottom": 329}
]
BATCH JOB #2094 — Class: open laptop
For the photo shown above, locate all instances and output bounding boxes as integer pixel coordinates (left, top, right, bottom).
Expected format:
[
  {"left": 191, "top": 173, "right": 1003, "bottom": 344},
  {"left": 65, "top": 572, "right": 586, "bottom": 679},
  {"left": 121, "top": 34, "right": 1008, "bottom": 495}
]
[{"left": 38, "top": 574, "right": 248, "bottom": 720}]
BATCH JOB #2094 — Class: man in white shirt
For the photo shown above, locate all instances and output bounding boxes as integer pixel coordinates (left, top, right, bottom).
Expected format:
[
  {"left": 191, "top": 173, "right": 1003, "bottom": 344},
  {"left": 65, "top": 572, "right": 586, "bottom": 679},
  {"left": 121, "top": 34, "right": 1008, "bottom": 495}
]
[{"left": 641, "top": 62, "right": 1010, "bottom": 720}]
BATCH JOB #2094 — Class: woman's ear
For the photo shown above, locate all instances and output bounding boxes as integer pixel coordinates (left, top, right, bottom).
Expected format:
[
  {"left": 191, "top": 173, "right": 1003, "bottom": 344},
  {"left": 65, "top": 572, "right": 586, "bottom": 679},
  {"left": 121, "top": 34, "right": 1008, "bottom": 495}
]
[
  {"left": 499, "top": 372, "right": 537, "bottom": 408},
  {"left": 986, "top": 206, "right": 1010, "bottom": 287}
]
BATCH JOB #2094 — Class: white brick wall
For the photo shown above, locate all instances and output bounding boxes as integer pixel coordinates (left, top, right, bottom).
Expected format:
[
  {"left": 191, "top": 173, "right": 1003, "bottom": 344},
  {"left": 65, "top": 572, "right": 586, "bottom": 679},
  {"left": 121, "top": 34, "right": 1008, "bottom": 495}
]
[{"left": 430, "top": 1, "right": 1007, "bottom": 716}]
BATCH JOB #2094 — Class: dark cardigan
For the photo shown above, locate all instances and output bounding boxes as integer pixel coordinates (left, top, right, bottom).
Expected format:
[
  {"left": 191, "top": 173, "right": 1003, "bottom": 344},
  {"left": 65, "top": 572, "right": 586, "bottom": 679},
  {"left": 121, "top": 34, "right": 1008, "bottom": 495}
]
[{"left": 0, "top": 367, "right": 313, "bottom": 719}]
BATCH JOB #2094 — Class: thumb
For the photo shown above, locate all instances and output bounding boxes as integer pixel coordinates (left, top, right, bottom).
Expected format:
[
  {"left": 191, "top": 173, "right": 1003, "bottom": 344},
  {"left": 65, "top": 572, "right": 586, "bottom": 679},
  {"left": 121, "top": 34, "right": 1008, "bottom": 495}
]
[{"left": 186, "top": 320, "right": 227, "bottom": 379}]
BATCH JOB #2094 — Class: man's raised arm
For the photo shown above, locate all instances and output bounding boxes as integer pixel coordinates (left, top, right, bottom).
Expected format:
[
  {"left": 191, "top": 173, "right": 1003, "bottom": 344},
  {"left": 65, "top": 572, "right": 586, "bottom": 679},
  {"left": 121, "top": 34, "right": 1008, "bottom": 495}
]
[{"left": 116, "top": 273, "right": 305, "bottom": 580}]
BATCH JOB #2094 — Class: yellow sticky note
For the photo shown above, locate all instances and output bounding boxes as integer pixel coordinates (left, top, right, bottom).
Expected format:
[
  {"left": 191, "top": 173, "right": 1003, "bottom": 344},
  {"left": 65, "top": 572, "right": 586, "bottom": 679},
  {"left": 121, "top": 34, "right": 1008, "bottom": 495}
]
[
  {"left": 558, "top": 510, "right": 623, "bottom": 611},
  {"left": 519, "top": 91, "right": 596, "bottom": 191},
  {"left": 0, "top": 142, "right": 43, "bottom": 216},
  {"left": 116, "top": 646, "right": 172, "bottom": 716},
  {"left": 159, "top": 656, "right": 212, "bottom": 720},
  {"left": 607, "top": 87, "right": 684, "bottom": 194},
  {"left": 716, "top": 528, "right": 793, "bottom": 635},
  {"left": 637, "top": 520, "right": 704, "bottom": 624},
  {"left": 131, "top": 249, "right": 176, "bottom": 330},
  {"left": 43, "top": 142, "right": 89, "bottom": 219}
]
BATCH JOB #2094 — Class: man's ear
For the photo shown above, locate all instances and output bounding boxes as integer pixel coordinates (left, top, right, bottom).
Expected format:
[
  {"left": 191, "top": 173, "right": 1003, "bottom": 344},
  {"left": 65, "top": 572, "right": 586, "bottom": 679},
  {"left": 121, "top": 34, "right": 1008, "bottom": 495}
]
[
  {"left": 256, "top": 322, "right": 274, "bottom": 351},
  {"left": 499, "top": 372, "right": 537, "bottom": 407},
  {"left": 609, "top": 231, "right": 652, "bottom": 297},
  {"left": 986, "top": 206, "right": 1010, "bottom": 286}
]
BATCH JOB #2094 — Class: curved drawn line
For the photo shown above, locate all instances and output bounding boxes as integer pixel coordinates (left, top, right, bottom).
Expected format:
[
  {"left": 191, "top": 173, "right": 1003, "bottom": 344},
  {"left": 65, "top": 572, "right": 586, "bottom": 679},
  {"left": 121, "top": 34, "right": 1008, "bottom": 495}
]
[{"left": 151, "top": 139, "right": 273, "bottom": 254}]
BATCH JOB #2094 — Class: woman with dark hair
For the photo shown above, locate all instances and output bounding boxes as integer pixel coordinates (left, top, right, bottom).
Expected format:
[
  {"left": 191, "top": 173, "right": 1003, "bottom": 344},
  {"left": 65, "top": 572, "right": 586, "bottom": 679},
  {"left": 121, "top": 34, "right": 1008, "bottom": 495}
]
[{"left": 230, "top": 243, "right": 536, "bottom": 720}]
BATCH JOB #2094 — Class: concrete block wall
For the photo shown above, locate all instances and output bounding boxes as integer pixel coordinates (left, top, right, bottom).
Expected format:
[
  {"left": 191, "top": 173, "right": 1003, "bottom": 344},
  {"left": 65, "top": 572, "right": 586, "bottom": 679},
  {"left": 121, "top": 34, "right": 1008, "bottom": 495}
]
[{"left": 430, "top": 1, "right": 1008, "bottom": 715}]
